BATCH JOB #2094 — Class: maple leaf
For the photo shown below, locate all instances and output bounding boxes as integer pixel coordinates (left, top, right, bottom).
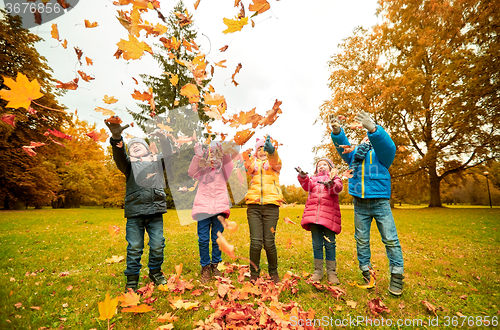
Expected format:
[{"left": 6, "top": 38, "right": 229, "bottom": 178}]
[
  {"left": 249, "top": 0, "right": 270, "bottom": 14},
  {"left": 116, "top": 35, "right": 152, "bottom": 60},
  {"left": 85, "top": 57, "right": 93, "bottom": 65},
  {"left": 98, "top": 293, "right": 118, "bottom": 320},
  {"left": 74, "top": 47, "right": 83, "bottom": 64},
  {"left": 131, "top": 89, "right": 153, "bottom": 102},
  {"left": 157, "top": 311, "right": 178, "bottom": 323},
  {"left": 174, "top": 10, "right": 192, "bottom": 27},
  {"left": 258, "top": 99, "right": 282, "bottom": 127},
  {"left": 95, "top": 107, "right": 116, "bottom": 117},
  {"left": 204, "top": 93, "right": 225, "bottom": 106},
  {"left": 214, "top": 60, "right": 227, "bottom": 68},
  {"left": 118, "top": 289, "right": 140, "bottom": 307},
  {"left": 51, "top": 23, "right": 60, "bottom": 41},
  {"left": 1, "top": 114, "right": 15, "bottom": 127},
  {"left": 169, "top": 297, "right": 199, "bottom": 310},
  {"left": 84, "top": 19, "right": 98, "bottom": 28},
  {"left": 22, "top": 146, "right": 37, "bottom": 156},
  {"left": 169, "top": 74, "right": 178, "bottom": 86},
  {"left": 180, "top": 83, "right": 200, "bottom": 103},
  {"left": 103, "top": 95, "right": 118, "bottom": 104},
  {"left": 121, "top": 304, "right": 153, "bottom": 313},
  {"left": 222, "top": 16, "right": 248, "bottom": 34},
  {"left": 47, "top": 128, "right": 72, "bottom": 140},
  {"left": 233, "top": 129, "right": 255, "bottom": 146},
  {"left": 283, "top": 217, "right": 296, "bottom": 224},
  {"left": 368, "top": 298, "right": 391, "bottom": 316},
  {"left": 77, "top": 70, "right": 95, "bottom": 82},
  {"left": 216, "top": 232, "right": 236, "bottom": 259},
  {"left": 0, "top": 73, "right": 44, "bottom": 109},
  {"left": 86, "top": 129, "right": 109, "bottom": 143},
  {"left": 105, "top": 255, "right": 124, "bottom": 263},
  {"left": 56, "top": 78, "right": 79, "bottom": 90}
]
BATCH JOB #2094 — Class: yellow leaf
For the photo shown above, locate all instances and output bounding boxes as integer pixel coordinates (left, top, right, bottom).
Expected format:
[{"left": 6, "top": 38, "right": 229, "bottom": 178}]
[
  {"left": 105, "top": 255, "right": 124, "bottom": 263},
  {"left": 169, "top": 74, "right": 178, "bottom": 86},
  {"left": 180, "top": 83, "right": 199, "bottom": 103},
  {"left": 121, "top": 304, "right": 153, "bottom": 313},
  {"left": 116, "top": 35, "right": 152, "bottom": 60},
  {"left": 222, "top": 16, "right": 248, "bottom": 34},
  {"left": 0, "top": 73, "right": 44, "bottom": 109},
  {"left": 94, "top": 107, "right": 116, "bottom": 116},
  {"left": 157, "top": 123, "right": 173, "bottom": 132},
  {"left": 51, "top": 23, "right": 60, "bottom": 41},
  {"left": 98, "top": 293, "right": 118, "bottom": 320},
  {"left": 204, "top": 93, "right": 225, "bottom": 106},
  {"left": 103, "top": 95, "right": 118, "bottom": 104}
]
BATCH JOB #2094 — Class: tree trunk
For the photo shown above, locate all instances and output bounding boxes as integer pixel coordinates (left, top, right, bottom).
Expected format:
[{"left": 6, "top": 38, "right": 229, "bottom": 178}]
[
  {"left": 3, "top": 196, "right": 11, "bottom": 210},
  {"left": 428, "top": 163, "right": 442, "bottom": 207}
]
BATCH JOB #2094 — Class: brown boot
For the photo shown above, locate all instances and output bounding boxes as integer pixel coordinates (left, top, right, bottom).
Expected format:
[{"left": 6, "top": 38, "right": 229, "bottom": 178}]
[
  {"left": 310, "top": 259, "right": 324, "bottom": 282},
  {"left": 211, "top": 263, "right": 221, "bottom": 277},
  {"left": 200, "top": 265, "right": 211, "bottom": 284},
  {"left": 270, "top": 273, "right": 280, "bottom": 284},
  {"left": 326, "top": 260, "right": 340, "bottom": 284}
]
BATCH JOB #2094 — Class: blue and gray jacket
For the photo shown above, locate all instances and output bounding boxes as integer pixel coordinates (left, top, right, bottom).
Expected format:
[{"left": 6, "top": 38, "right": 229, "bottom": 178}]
[{"left": 331, "top": 125, "right": 395, "bottom": 199}]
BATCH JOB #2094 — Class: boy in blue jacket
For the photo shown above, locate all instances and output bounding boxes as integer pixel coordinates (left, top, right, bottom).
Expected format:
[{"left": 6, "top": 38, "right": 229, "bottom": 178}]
[
  {"left": 330, "top": 111, "right": 404, "bottom": 296},
  {"left": 105, "top": 117, "right": 171, "bottom": 292}
]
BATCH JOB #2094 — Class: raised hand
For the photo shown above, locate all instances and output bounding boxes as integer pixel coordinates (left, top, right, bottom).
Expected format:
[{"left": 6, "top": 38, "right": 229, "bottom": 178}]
[
  {"left": 263, "top": 135, "right": 275, "bottom": 154},
  {"left": 295, "top": 167, "right": 308, "bottom": 177},
  {"left": 356, "top": 111, "right": 376, "bottom": 133},
  {"left": 194, "top": 142, "right": 204, "bottom": 156},
  {"left": 339, "top": 144, "right": 356, "bottom": 154},
  {"left": 104, "top": 116, "right": 129, "bottom": 139},
  {"left": 329, "top": 114, "right": 345, "bottom": 135}
]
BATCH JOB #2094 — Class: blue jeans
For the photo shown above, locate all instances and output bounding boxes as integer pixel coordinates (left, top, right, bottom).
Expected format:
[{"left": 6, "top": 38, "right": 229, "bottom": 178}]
[
  {"left": 310, "top": 224, "right": 336, "bottom": 261},
  {"left": 353, "top": 197, "right": 404, "bottom": 274},
  {"left": 197, "top": 215, "right": 225, "bottom": 267},
  {"left": 124, "top": 213, "right": 165, "bottom": 276}
]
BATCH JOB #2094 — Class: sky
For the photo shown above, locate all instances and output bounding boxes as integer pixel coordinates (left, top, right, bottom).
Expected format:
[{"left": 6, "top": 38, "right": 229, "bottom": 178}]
[{"left": 3, "top": 0, "right": 380, "bottom": 185}]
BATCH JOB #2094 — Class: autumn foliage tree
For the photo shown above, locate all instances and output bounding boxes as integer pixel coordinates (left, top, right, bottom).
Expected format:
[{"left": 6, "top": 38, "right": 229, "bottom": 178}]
[
  {"left": 0, "top": 10, "right": 68, "bottom": 209},
  {"left": 318, "top": 0, "right": 500, "bottom": 207}
]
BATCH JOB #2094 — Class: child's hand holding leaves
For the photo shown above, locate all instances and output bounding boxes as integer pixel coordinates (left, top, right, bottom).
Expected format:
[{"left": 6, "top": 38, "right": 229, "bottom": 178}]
[
  {"left": 104, "top": 116, "right": 129, "bottom": 139},
  {"left": 295, "top": 167, "right": 308, "bottom": 177},
  {"left": 263, "top": 135, "right": 275, "bottom": 154},
  {"left": 194, "top": 142, "right": 204, "bottom": 157}
]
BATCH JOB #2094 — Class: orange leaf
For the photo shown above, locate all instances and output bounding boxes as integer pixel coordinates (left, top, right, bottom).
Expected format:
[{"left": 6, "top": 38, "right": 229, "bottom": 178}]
[
  {"left": 349, "top": 121, "right": 363, "bottom": 130},
  {"left": 131, "top": 89, "right": 153, "bottom": 102},
  {"left": 193, "top": 0, "right": 201, "bottom": 10},
  {"left": 283, "top": 217, "right": 296, "bottom": 224},
  {"left": 421, "top": 300, "right": 437, "bottom": 316},
  {"left": 285, "top": 238, "right": 292, "bottom": 249},
  {"left": 233, "top": 129, "right": 255, "bottom": 146},
  {"left": 228, "top": 108, "right": 262, "bottom": 128},
  {"left": 204, "top": 93, "right": 225, "bottom": 106},
  {"left": 216, "top": 232, "right": 235, "bottom": 259},
  {"left": 84, "top": 19, "right": 98, "bottom": 28},
  {"left": 169, "top": 74, "right": 178, "bottom": 86},
  {"left": 106, "top": 116, "right": 123, "bottom": 124},
  {"left": 56, "top": 78, "right": 79, "bottom": 90},
  {"left": 180, "top": 83, "right": 199, "bottom": 103},
  {"left": 222, "top": 16, "right": 248, "bottom": 34},
  {"left": 0, "top": 73, "right": 44, "bottom": 109},
  {"left": 108, "top": 225, "right": 121, "bottom": 236},
  {"left": 118, "top": 289, "right": 140, "bottom": 307},
  {"left": 116, "top": 35, "right": 152, "bottom": 60},
  {"left": 214, "top": 60, "right": 227, "bottom": 68},
  {"left": 226, "top": 220, "right": 238, "bottom": 233},
  {"left": 157, "top": 311, "right": 178, "bottom": 322},
  {"left": 258, "top": 99, "right": 282, "bottom": 127},
  {"left": 157, "top": 123, "right": 172, "bottom": 132},
  {"left": 103, "top": 95, "right": 118, "bottom": 104},
  {"left": 249, "top": 0, "right": 270, "bottom": 14},
  {"left": 85, "top": 57, "right": 93, "bottom": 65},
  {"left": 74, "top": 47, "right": 83, "bottom": 63},
  {"left": 61, "top": 39, "right": 68, "bottom": 49},
  {"left": 231, "top": 63, "right": 242, "bottom": 86},
  {"left": 94, "top": 107, "right": 116, "bottom": 116},
  {"left": 219, "top": 45, "right": 228, "bottom": 52},
  {"left": 121, "top": 304, "right": 152, "bottom": 313},
  {"left": 77, "top": 70, "right": 94, "bottom": 82},
  {"left": 51, "top": 23, "right": 60, "bottom": 41},
  {"left": 97, "top": 293, "right": 118, "bottom": 320},
  {"left": 86, "top": 128, "right": 109, "bottom": 142},
  {"left": 175, "top": 263, "right": 183, "bottom": 278}
]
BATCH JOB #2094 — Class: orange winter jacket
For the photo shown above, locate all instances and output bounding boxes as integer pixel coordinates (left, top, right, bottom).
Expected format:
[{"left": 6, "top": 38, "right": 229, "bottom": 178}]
[{"left": 244, "top": 152, "right": 284, "bottom": 206}]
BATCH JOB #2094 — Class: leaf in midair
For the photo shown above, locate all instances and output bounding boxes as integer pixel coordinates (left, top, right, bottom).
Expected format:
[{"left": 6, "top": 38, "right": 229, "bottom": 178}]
[
  {"left": 74, "top": 47, "right": 83, "bottom": 64},
  {"left": 216, "top": 232, "right": 236, "bottom": 259},
  {"left": 56, "top": 78, "right": 79, "bottom": 90},
  {"left": 103, "top": 95, "right": 118, "bottom": 104},
  {"left": 85, "top": 57, "right": 93, "bottom": 65},
  {"left": 249, "top": 0, "right": 270, "bottom": 14},
  {"left": 86, "top": 129, "right": 109, "bottom": 142},
  {"left": 222, "top": 16, "right": 248, "bottom": 34},
  {"left": 94, "top": 107, "right": 116, "bottom": 116},
  {"left": 231, "top": 63, "right": 242, "bottom": 86},
  {"left": 180, "top": 83, "right": 200, "bottom": 103},
  {"left": 61, "top": 39, "right": 68, "bottom": 49},
  {"left": 219, "top": 45, "right": 228, "bottom": 52},
  {"left": 51, "top": 23, "right": 60, "bottom": 41},
  {"left": 233, "top": 129, "right": 255, "bottom": 146},
  {"left": 258, "top": 99, "right": 282, "bottom": 127},
  {"left": 84, "top": 19, "right": 98, "bottom": 28},
  {"left": 97, "top": 293, "right": 118, "bottom": 321},
  {"left": 0, "top": 73, "right": 44, "bottom": 109},
  {"left": 77, "top": 70, "right": 95, "bottom": 82},
  {"left": 116, "top": 35, "right": 152, "bottom": 60},
  {"left": 22, "top": 146, "right": 37, "bottom": 156}
]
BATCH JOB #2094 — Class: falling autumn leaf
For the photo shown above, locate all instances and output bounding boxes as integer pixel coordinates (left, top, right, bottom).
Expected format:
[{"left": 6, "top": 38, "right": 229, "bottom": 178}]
[
  {"left": 94, "top": 107, "right": 116, "bottom": 117},
  {"left": 231, "top": 63, "right": 242, "bottom": 86},
  {"left": 214, "top": 60, "right": 227, "bottom": 68},
  {"left": 233, "top": 129, "right": 255, "bottom": 146},
  {"left": 105, "top": 116, "right": 123, "bottom": 124},
  {"left": 204, "top": 93, "right": 226, "bottom": 106},
  {"left": 86, "top": 129, "right": 109, "bottom": 143},
  {"left": 222, "top": 16, "right": 248, "bottom": 34},
  {"left": 61, "top": 39, "right": 68, "bottom": 49},
  {"left": 116, "top": 35, "right": 152, "bottom": 60},
  {"left": 84, "top": 19, "right": 99, "bottom": 28},
  {"left": 97, "top": 293, "right": 118, "bottom": 321},
  {"left": 169, "top": 74, "right": 178, "bottom": 86},
  {"left": 85, "top": 57, "right": 93, "bottom": 65},
  {"left": 51, "top": 23, "right": 60, "bottom": 41},
  {"left": 249, "top": 0, "right": 270, "bottom": 14},
  {"left": 74, "top": 47, "right": 83, "bottom": 64},
  {"left": 77, "top": 70, "right": 95, "bottom": 82},
  {"left": 283, "top": 217, "right": 296, "bottom": 225},
  {"left": 0, "top": 73, "right": 44, "bottom": 109},
  {"left": 56, "top": 78, "right": 79, "bottom": 90},
  {"left": 180, "top": 83, "right": 200, "bottom": 103},
  {"left": 103, "top": 95, "right": 118, "bottom": 104},
  {"left": 219, "top": 45, "right": 228, "bottom": 52},
  {"left": 216, "top": 232, "right": 236, "bottom": 259},
  {"left": 1, "top": 114, "right": 15, "bottom": 127}
]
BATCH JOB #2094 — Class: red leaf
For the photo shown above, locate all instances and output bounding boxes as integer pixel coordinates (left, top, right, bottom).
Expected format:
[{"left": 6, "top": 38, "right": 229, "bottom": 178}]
[{"left": 1, "top": 114, "right": 15, "bottom": 127}]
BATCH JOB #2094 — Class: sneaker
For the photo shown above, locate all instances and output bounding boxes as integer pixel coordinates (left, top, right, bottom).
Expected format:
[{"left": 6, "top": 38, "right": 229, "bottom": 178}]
[
  {"left": 200, "top": 265, "right": 212, "bottom": 284},
  {"left": 388, "top": 274, "right": 404, "bottom": 296},
  {"left": 211, "top": 263, "right": 221, "bottom": 277},
  {"left": 125, "top": 275, "right": 139, "bottom": 293},
  {"left": 149, "top": 269, "right": 167, "bottom": 286},
  {"left": 270, "top": 273, "right": 280, "bottom": 284}
]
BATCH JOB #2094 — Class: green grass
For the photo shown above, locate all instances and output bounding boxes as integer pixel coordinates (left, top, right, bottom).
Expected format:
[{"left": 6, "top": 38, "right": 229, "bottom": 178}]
[{"left": 1, "top": 206, "right": 499, "bottom": 329}]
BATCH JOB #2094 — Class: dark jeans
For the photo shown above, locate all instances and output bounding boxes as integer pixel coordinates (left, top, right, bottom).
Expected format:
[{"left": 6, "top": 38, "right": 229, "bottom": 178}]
[
  {"left": 124, "top": 213, "right": 165, "bottom": 276},
  {"left": 310, "top": 224, "right": 336, "bottom": 261},
  {"left": 197, "top": 215, "right": 225, "bottom": 267},
  {"left": 247, "top": 204, "right": 279, "bottom": 276}
]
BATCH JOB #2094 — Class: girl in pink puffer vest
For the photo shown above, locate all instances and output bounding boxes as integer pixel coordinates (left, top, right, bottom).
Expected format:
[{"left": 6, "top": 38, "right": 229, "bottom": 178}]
[
  {"left": 297, "top": 158, "right": 343, "bottom": 283},
  {"left": 188, "top": 143, "right": 234, "bottom": 284}
]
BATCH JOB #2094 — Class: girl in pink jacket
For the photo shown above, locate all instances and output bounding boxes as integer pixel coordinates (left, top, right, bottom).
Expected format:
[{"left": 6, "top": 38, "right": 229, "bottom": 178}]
[
  {"left": 297, "top": 158, "right": 343, "bottom": 283},
  {"left": 188, "top": 143, "right": 234, "bottom": 284}
]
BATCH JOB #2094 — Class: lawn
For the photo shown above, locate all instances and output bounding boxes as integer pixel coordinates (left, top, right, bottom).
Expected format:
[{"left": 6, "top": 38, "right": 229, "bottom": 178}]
[{"left": 0, "top": 206, "right": 499, "bottom": 329}]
